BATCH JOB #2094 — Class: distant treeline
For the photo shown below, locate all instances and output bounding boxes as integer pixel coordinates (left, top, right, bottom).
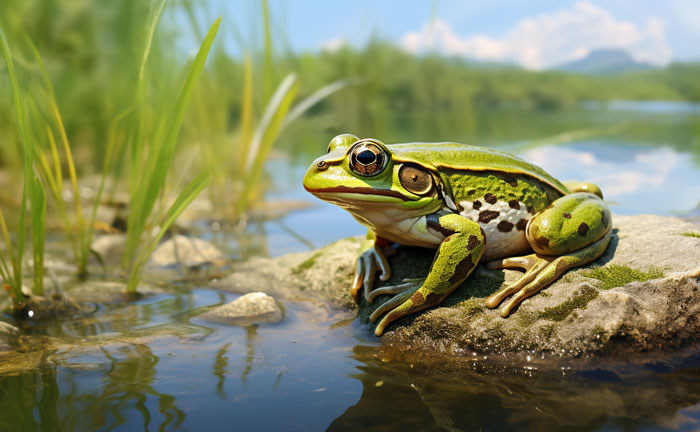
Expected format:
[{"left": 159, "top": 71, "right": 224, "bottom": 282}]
[
  {"left": 295, "top": 42, "right": 700, "bottom": 114},
  {"left": 1, "top": 0, "right": 699, "bottom": 164}
]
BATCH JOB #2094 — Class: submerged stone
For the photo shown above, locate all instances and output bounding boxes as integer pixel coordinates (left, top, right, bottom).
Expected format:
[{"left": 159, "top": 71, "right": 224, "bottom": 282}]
[
  {"left": 149, "top": 234, "right": 226, "bottom": 270},
  {"left": 199, "top": 292, "right": 284, "bottom": 325},
  {"left": 213, "top": 214, "right": 700, "bottom": 358},
  {"left": 0, "top": 321, "right": 18, "bottom": 353}
]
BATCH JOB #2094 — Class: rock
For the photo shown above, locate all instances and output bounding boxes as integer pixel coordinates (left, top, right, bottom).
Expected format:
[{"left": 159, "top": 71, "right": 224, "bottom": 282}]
[
  {"left": 214, "top": 215, "right": 700, "bottom": 359},
  {"left": 149, "top": 235, "right": 226, "bottom": 269},
  {"left": 91, "top": 234, "right": 127, "bottom": 263},
  {"left": 199, "top": 292, "right": 284, "bottom": 325},
  {"left": 211, "top": 237, "right": 360, "bottom": 308},
  {"left": 66, "top": 280, "right": 163, "bottom": 304},
  {"left": 0, "top": 321, "right": 18, "bottom": 353}
]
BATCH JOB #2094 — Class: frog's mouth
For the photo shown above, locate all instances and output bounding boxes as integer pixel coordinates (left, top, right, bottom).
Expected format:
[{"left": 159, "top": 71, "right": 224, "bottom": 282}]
[{"left": 304, "top": 185, "right": 409, "bottom": 202}]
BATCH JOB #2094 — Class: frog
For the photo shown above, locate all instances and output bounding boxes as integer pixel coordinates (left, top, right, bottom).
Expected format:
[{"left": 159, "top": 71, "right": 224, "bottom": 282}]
[{"left": 303, "top": 134, "right": 612, "bottom": 336}]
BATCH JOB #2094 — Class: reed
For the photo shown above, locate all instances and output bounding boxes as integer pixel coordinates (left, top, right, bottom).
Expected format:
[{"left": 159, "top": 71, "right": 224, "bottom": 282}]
[
  {"left": 0, "top": 26, "right": 46, "bottom": 302},
  {"left": 122, "top": 15, "right": 221, "bottom": 294}
]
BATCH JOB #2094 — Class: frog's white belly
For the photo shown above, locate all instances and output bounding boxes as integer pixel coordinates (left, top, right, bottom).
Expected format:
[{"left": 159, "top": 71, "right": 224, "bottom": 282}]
[
  {"left": 346, "top": 197, "right": 534, "bottom": 259},
  {"left": 458, "top": 198, "right": 532, "bottom": 260},
  {"left": 349, "top": 206, "right": 445, "bottom": 248}
]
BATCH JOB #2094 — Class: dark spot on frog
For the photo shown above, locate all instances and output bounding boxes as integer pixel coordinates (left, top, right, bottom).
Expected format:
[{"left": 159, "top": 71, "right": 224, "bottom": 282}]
[
  {"left": 578, "top": 222, "right": 589, "bottom": 236},
  {"left": 467, "top": 235, "right": 481, "bottom": 250},
  {"left": 473, "top": 200, "right": 482, "bottom": 210},
  {"left": 601, "top": 210, "right": 609, "bottom": 227},
  {"left": 497, "top": 221, "right": 514, "bottom": 232},
  {"left": 449, "top": 256, "right": 475, "bottom": 284},
  {"left": 508, "top": 200, "right": 520, "bottom": 209},
  {"left": 484, "top": 193, "right": 497, "bottom": 204},
  {"left": 536, "top": 236, "right": 550, "bottom": 248},
  {"left": 563, "top": 212, "right": 572, "bottom": 219},
  {"left": 426, "top": 214, "right": 455, "bottom": 237},
  {"left": 526, "top": 206, "right": 535, "bottom": 213},
  {"left": 478, "top": 210, "right": 500, "bottom": 223},
  {"left": 410, "top": 290, "right": 425, "bottom": 305},
  {"left": 516, "top": 219, "right": 527, "bottom": 231},
  {"left": 509, "top": 180, "right": 518, "bottom": 187}
]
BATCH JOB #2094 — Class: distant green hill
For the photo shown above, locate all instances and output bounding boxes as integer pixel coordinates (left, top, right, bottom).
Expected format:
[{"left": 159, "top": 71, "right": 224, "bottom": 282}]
[{"left": 556, "top": 49, "right": 655, "bottom": 75}]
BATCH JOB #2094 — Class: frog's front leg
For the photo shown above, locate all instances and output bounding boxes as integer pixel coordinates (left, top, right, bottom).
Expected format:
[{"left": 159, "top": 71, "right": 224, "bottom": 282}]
[
  {"left": 370, "top": 213, "right": 485, "bottom": 336},
  {"left": 485, "top": 192, "right": 612, "bottom": 316},
  {"left": 351, "top": 231, "right": 392, "bottom": 302}
]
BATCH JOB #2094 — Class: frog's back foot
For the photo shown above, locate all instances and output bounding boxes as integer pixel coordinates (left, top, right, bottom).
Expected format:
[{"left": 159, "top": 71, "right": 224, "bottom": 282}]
[{"left": 562, "top": 181, "right": 603, "bottom": 199}]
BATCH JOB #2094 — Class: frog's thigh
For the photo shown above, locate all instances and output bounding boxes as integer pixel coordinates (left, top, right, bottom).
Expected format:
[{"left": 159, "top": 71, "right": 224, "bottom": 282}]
[
  {"left": 526, "top": 192, "right": 611, "bottom": 255},
  {"left": 373, "top": 213, "right": 485, "bottom": 335}
]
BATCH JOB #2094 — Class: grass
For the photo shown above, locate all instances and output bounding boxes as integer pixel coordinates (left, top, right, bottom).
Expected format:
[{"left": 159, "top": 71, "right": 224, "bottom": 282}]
[
  {"left": 0, "top": 25, "right": 46, "bottom": 303},
  {"left": 681, "top": 232, "right": 700, "bottom": 239},
  {"left": 26, "top": 35, "right": 89, "bottom": 277},
  {"left": 582, "top": 264, "right": 665, "bottom": 290},
  {"left": 123, "top": 14, "right": 221, "bottom": 294}
]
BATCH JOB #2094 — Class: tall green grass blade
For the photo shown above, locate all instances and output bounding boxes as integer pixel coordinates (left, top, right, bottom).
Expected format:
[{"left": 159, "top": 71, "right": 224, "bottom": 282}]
[
  {"left": 138, "top": 0, "right": 168, "bottom": 88},
  {"left": 33, "top": 130, "right": 79, "bottom": 264},
  {"left": 281, "top": 78, "right": 361, "bottom": 131},
  {"left": 261, "top": 0, "right": 275, "bottom": 103},
  {"left": 0, "top": 25, "right": 33, "bottom": 298},
  {"left": 45, "top": 124, "right": 64, "bottom": 195},
  {"left": 244, "top": 73, "right": 297, "bottom": 172},
  {"left": 30, "top": 173, "right": 46, "bottom": 295},
  {"left": 26, "top": 33, "right": 87, "bottom": 274},
  {"left": 237, "top": 54, "right": 254, "bottom": 173},
  {"left": 123, "top": 17, "right": 221, "bottom": 270},
  {"left": 126, "top": 171, "right": 212, "bottom": 293},
  {"left": 0, "top": 209, "right": 18, "bottom": 299},
  {"left": 237, "top": 73, "right": 298, "bottom": 215}
]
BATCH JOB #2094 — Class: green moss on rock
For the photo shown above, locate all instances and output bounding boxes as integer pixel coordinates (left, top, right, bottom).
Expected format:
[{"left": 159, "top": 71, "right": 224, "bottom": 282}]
[
  {"left": 291, "top": 252, "right": 322, "bottom": 275},
  {"left": 538, "top": 286, "right": 599, "bottom": 322},
  {"left": 681, "top": 231, "right": 700, "bottom": 239},
  {"left": 583, "top": 264, "right": 664, "bottom": 290}
]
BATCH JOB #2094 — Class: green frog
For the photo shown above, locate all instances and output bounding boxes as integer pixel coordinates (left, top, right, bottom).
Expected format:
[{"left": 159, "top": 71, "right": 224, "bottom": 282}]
[{"left": 303, "top": 134, "right": 612, "bottom": 336}]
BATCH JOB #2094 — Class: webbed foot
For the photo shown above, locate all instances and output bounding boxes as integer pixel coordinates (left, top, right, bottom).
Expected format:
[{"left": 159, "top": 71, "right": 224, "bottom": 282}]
[
  {"left": 485, "top": 230, "right": 612, "bottom": 317},
  {"left": 351, "top": 240, "right": 392, "bottom": 302}
]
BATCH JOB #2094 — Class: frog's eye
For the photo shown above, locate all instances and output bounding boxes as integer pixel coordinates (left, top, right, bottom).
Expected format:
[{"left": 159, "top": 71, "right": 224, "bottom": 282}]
[
  {"left": 399, "top": 164, "right": 433, "bottom": 195},
  {"left": 349, "top": 141, "right": 386, "bottom": 177}
]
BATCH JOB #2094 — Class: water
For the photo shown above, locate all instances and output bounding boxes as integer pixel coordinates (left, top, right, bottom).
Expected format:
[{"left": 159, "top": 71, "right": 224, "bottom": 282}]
[{"left": 1, "top": 101, "right": 700, "bottom": 431}]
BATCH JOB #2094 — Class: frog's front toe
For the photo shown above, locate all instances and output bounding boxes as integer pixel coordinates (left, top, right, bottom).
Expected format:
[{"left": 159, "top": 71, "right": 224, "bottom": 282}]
[{"left": 351, "top": 246, "right": 391, "bottom": 302}]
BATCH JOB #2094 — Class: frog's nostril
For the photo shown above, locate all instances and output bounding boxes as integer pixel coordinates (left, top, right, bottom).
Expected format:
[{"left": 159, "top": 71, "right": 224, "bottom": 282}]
[{"left": 316, "top": 160, "right": 328, "bottom": 170}]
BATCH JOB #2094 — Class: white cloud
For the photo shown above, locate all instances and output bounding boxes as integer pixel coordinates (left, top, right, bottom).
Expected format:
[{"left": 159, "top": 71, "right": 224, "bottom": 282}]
[
  {"left": 400, "top": 2, "right": 671, "bottom": 69},
  {"left": 522, "top": 146, "right": 677, "bottom": 197},
  {"left": 321, "top": 37, "right": 347, "bottom": 53}
]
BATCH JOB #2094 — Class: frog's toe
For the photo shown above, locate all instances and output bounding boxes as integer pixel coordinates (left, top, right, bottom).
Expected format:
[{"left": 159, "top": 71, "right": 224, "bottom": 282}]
[
  {"left": 484, "top": 258, "right": 550, "bottom": 309},
  {"left": 352, "top": 247, "right": 393, "bottom": 303},
  {"left": 486, "top": 230, "right": 612, "bottom": 316},
  {"left": 367, "top": 278, "right": 423, "bottom": 303},
  {"left": 368, "top": 283, "right": 421, "bottom": 322}
]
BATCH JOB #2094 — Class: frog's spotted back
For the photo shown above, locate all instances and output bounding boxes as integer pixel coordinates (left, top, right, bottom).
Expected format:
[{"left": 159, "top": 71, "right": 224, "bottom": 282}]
[{"left": 388, "top": 142, "right": 569, "bottom": 196}]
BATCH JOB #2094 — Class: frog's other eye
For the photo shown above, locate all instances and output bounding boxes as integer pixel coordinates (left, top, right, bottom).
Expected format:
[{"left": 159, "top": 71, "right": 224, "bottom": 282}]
[
  {"left": 399, "top": 164, "right": 433, "bottom": 195},
  {"left": 349, "top": 141, "right": 387, "bottom": 176}
]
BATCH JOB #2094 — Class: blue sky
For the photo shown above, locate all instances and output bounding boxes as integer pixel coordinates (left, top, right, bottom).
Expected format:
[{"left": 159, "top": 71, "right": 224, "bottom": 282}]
[{"left": 205, "top": 0, "right": 700, "bottom": 68}]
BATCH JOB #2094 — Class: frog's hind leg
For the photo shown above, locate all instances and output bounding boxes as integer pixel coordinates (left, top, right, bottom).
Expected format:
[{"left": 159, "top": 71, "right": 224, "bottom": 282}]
[{"left": 485, "top": 230, "right": 611, "bottom": 317}]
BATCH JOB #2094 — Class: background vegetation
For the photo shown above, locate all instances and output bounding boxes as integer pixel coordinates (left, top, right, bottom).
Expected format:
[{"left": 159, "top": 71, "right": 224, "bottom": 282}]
[{"left": 0, "top": 0, "right": 699, "bottom": 300}]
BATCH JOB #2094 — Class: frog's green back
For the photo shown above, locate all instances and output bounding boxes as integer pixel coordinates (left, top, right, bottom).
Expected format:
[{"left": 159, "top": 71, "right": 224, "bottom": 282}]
[{"left": 388, "top": 142, "right": 569, "bottom": 195}]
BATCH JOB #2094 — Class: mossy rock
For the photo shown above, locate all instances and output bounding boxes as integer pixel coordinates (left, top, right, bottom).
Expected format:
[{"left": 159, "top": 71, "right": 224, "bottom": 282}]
[{"left": 212, "top": 214, "right": 700, "bottom": 358}]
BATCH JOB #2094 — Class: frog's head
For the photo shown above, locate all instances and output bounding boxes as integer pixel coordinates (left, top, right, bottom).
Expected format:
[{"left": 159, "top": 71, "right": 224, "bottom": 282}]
[{"left": 303, "top": 135, "right": 443, "bottom": 214}]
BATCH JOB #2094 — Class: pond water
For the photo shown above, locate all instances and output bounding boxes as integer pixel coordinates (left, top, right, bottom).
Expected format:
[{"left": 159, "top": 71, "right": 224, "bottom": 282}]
[{"left": 1, "top": 101, "right": 700, "bottom": 431}]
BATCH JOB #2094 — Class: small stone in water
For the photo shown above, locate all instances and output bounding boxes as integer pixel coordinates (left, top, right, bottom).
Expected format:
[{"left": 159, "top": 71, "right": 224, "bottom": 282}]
[{"left": 199, "top": 292, "right": 283, "bottom": 326}]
